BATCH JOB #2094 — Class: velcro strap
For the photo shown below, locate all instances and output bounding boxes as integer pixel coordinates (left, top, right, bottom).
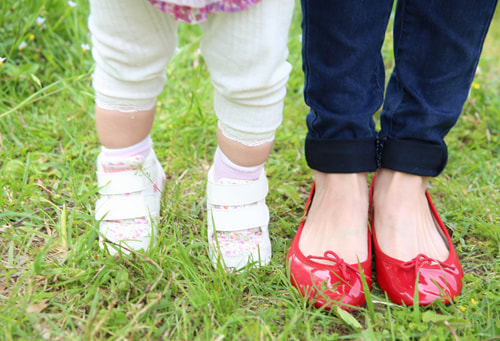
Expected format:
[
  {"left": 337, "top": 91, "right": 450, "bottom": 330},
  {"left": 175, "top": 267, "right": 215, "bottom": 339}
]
[
  {"left": 95, "top": 195, "right": 160, "bottom": 220},
  {"left": 97, "top": 165, "right": 158, "bottom": 195},
  {"left": 207, "top": 174, "right": 268, "bottom": 206},
  {"left": 207, "top": 203, "right": 269, "bottom": 232}
]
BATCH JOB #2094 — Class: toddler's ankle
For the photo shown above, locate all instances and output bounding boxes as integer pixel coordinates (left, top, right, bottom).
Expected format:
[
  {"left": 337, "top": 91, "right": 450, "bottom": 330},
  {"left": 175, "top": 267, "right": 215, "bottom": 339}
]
[
  {"left": 95, "top": 142, "right": 165, "bottom": 255},
  {"left": 213, "top": 146, "right": 264, "bottom": 182}
]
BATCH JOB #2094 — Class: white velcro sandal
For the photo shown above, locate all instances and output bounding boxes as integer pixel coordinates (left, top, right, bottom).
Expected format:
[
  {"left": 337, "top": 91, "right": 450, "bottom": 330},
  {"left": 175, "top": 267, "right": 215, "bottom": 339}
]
[
  {"left": 95, "top": 149, "right": 165, "bottom": 255},
  {"left": 206, "top": 166, "right": 272, "bottom": 270}
]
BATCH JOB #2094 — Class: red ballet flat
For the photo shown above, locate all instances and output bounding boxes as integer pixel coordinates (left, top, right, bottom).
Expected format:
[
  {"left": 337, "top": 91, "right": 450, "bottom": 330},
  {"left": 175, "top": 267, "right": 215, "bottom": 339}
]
[
  {"left": 370, "top": 175, "right": 464, "bottom": 306},
  {"left": 286, "top": 183, "right": 372, "bottom": 312}
]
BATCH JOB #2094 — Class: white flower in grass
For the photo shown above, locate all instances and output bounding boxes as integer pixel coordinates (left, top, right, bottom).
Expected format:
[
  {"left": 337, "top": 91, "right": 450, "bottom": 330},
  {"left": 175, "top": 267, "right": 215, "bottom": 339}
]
[
  {"left": 81, "top": 43, "right": 90, "bottom": 52},
  {"left": 36, "top": 16, "right": 46, "bottom": 26},
  {"left": 0, "top": 57, "right": 6, "bottom": 66},
  {"left": 68, "top": 1, "right": 77, "bottom": 8},
  {"left": 18, "top": 41, "right": 27, "bottom": 50}
]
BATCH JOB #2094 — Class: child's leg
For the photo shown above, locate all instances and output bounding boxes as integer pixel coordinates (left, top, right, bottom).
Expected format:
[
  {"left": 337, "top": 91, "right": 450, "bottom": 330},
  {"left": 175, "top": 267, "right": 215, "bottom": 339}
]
[
  {"left": 200, "top": 0, "right": 294, "bottom": 269},
  {"left": 89, "top": 0, "right": 178, "bottom": 254},
  {"left": 96, "top": 107, "right": 155, "bottom": 149},
  {"left": 216, "top": 127, "right": 273, "bottom": 167}
]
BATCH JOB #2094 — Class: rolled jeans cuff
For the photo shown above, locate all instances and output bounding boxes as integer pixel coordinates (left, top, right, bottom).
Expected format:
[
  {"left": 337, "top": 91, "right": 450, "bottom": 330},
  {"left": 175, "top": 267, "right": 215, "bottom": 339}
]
[
  {"left": 378, "top": 137, "right": 448, "bottom": 177},
  {"left": 305, "top": 135, "right": 378, "bottom": 173},
  {"left": 305, "top": 135, "right": 448, "bottom": 176}
]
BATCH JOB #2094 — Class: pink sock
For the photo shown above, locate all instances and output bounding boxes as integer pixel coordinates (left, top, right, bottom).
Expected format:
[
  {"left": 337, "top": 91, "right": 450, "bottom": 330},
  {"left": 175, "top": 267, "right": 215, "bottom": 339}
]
[
  {"left": 101, "top": 135, "right": 152, "bottom": 159},
  {"left": 213, "top": 147, "right": 264, "bottom": 182}
]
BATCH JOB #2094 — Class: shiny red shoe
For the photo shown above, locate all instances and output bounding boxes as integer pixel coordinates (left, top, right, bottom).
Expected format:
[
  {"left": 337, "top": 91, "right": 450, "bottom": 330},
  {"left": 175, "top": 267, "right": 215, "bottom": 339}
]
[
  {"left": 370, "top": 175, "right": 464, "bottom": 306},
  {"left": 286, "top": 183, "right": 372, "bottom": 311}
]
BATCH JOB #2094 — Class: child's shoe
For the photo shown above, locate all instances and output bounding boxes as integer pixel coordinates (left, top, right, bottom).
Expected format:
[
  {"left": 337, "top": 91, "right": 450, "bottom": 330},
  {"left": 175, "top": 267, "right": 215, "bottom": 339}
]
[
  {"left": 206, "top": 166, "right": 272, "bottom": 270},
  {"left": 95, "top": 149, "right": 165, "bottom": 254}
]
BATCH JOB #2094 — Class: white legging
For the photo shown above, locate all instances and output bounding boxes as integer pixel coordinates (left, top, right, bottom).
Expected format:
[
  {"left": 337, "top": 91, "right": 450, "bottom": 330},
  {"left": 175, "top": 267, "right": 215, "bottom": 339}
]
[{"left": 88, "top": 0, "right": 294, "bottom": 145}]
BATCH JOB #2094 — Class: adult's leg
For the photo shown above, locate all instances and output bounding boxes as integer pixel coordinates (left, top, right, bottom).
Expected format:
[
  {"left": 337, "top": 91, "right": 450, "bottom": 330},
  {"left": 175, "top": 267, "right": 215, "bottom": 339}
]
[
  {"left": 300, "top": 0, "right": 394, "bottom": 264},
  {"left": 375, "top": 0, "right": 498, "bottom": 261}
]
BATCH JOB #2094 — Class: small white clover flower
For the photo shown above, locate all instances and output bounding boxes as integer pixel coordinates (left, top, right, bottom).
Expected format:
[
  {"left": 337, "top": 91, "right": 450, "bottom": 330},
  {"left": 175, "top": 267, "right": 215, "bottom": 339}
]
[
  {"left": 0, "top": 57, "right": 6, "bottom": 66},
  {"left": 18, "top": 41, "right": 27, "bottom": 50},
  {"left": 81, "top": 43, "right": 90, "bottom": 52},
  {"left": 68, "top": 1, "right": 77, "bottom": 8},
  {"left": 36, "top": 16, "right": 46, "bottom": 26}
]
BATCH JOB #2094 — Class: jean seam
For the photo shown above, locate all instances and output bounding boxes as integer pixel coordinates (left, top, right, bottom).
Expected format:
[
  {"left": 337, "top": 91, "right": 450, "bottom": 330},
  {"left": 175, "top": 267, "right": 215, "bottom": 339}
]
[
  {"left": 376, "top": 133, "right": 388, "bottom": 169},
  {"left": 301, "top": 1, "right": 321, "bottom": 138},
  {"left": 301, "top": 0, "right": 311, "bottom": 114},
  {"left": 393, "top": 0, "right": 406, "bottom": 63},
  {"left": 463, "top": 1, "right": 498, "bottom": 95},
  {"left": 385, "top": 0, "right": 408, "bottom": 139},
  {"left": 374, "top": 55, "right": 385, "bottom": 98}
]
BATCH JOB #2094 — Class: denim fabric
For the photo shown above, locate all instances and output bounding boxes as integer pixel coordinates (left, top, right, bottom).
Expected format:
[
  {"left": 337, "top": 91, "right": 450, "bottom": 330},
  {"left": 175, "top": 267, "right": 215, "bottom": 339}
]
[{"left": 302, "top": 0, "right": 497, "bottom": 176}]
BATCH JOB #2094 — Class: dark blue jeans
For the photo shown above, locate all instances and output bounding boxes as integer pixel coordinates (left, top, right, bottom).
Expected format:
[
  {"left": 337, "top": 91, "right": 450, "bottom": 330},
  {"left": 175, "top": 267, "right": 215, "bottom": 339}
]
[{"left": 302, "top": 0, "right": 497, "bottom": 176}]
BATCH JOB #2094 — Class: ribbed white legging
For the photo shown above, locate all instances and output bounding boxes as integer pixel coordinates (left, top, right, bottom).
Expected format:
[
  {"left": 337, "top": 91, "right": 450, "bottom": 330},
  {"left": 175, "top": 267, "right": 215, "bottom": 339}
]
[{"left": 88, "top": 0, "right": 294, "bottom": 145}]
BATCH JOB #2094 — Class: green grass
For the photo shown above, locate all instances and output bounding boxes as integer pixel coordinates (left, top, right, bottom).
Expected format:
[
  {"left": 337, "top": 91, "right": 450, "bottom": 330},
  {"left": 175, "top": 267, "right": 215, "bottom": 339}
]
[{"left": 1, "top": 0, "right": 499, "bottom": 340}]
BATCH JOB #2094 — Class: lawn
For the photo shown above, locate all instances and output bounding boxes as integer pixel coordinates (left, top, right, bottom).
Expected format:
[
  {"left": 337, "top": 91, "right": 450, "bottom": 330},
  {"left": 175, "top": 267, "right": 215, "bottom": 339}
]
[{"left": 0, "top": 1, "right": 499, "bottom": 340}]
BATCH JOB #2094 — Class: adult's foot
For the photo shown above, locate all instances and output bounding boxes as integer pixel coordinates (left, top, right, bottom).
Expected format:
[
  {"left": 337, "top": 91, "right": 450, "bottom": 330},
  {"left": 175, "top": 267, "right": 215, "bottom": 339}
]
[
  {"left": 372, "top": 169, "right": 449, "bottom": 262},
  {"left": 298, "top": 171, "right": 369, "bottom": 264}
]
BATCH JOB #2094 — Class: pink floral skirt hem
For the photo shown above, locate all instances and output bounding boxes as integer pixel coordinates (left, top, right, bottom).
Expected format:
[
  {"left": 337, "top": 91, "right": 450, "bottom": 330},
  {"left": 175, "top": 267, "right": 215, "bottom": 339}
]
[{"left": 148, "top": 0, "right": 261, "bottom": 24}]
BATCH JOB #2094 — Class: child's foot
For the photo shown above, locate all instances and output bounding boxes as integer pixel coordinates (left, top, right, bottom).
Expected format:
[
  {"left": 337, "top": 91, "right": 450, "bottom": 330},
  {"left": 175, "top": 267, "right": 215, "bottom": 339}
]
[
  {"left": 206, "top": 166, "right": 271, "bottom": 270},
  {"left": 95, "top": 149, "right": 165, "bottom": 254}
]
